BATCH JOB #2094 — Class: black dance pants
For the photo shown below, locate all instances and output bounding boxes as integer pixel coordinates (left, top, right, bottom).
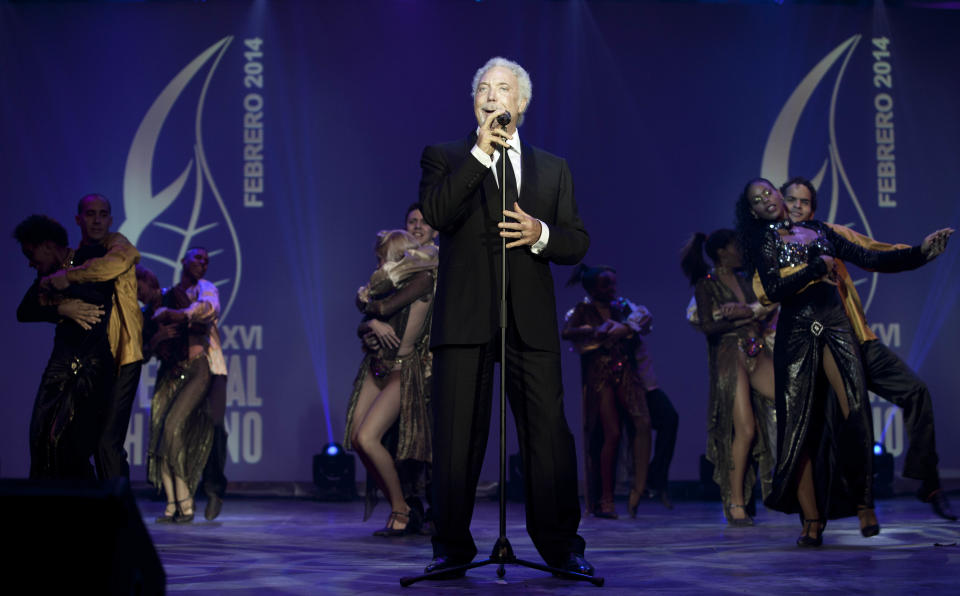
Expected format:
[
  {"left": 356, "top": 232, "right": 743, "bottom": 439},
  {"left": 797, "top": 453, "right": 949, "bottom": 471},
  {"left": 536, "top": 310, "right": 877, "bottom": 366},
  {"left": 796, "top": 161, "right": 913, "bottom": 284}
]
[
  {"left": 95, "top": 360, "right": 142, "bottom": 480},
  {"left": 862, "top": 339, "right": 939, "bottom": 488},
  {"left": 645, "top": 388, "right": 678, "bottom": 492},
  {"left": 430, "top": 336, "right": 584, "bottom": 566},
  {"left": 201, "top": 374, "right": 229, "bottom": 498}
]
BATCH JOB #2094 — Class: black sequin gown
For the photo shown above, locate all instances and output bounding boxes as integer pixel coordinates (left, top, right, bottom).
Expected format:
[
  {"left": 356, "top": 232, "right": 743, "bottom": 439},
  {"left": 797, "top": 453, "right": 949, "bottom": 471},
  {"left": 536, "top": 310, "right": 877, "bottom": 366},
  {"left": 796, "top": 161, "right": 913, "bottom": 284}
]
[{"left": 756, "top": 220, "right": 925, "bottom": 519}]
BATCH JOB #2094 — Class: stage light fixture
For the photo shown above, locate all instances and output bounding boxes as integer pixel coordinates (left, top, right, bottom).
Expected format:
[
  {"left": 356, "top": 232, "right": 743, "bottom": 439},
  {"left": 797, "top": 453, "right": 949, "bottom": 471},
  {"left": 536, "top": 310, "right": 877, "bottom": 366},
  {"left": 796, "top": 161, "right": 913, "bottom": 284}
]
[{"left": 313, "top": 442, "right": 356, "bottom": 501}]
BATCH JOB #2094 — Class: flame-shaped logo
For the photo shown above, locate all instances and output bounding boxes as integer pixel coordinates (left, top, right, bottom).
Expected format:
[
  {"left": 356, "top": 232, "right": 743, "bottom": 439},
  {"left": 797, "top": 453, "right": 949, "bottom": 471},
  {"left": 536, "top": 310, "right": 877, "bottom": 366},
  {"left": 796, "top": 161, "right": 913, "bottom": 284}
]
[
  {"left": 761, "top": 34, "right": 883, "bottom": 311},
  {"left": 118, "top": 36, "right": 242, "bottom": 321}
]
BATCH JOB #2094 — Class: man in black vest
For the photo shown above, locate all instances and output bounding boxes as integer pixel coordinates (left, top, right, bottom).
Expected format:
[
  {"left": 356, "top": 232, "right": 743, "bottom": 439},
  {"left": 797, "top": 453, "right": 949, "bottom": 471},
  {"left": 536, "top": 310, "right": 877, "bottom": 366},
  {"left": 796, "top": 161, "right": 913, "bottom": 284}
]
[{"left": 420, "top": 57, "right": 592, "bottom": 577}]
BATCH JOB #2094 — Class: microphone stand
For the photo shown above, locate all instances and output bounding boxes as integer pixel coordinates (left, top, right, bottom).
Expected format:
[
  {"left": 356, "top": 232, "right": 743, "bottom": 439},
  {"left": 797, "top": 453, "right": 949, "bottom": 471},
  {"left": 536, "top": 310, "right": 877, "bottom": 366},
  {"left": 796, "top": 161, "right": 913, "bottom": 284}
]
[{"left": 401, "top": 133, "right": 603, "bottom": 587}]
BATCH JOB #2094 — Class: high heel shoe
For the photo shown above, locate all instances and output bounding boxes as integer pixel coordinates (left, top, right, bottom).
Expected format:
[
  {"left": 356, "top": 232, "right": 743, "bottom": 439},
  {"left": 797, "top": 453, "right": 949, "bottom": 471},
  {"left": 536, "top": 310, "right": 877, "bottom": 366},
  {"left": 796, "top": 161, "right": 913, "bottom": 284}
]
[
  {"left": 156, "top": 502, "right": 177, "bottom": 523},
  {"left": 727, "top": 504, "right": 754, "bottom": 527},
  {"left": 858, "top": 507, "right": 880, "bottom": 537},
  {"left": 628, "top": 490, "right": 641, "bottom": 518},
  {"left": 373, "top": 506, "right": 422, "bottom": 537},
  {"left": 174, "top": 497, "right": 195, "bottom": 523},
  {"left": 796, "top": 518, "right": 824, "bottom": 547}
]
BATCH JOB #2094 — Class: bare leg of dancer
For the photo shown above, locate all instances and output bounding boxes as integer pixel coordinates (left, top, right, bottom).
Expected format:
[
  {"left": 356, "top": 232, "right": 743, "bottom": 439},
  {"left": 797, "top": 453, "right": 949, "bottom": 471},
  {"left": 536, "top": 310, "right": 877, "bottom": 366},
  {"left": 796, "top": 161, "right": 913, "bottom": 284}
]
[
  {"left": 728, "top": 359, "right": 756, "bottom": 521},
  {"left": 160, "top": 468, "right": 176, "bottom": 519},
  {"left": 596, "top": 386, "right": 621, "bottom": 517},
  {"left": 796, "top": 345, "right": 873, "bottom": 543},
  {"left": 748, "top": 352, "right": 776, "bottom": 401},
  {"left": 618, "top": 386, "right": 651, "bottom": 518},
  {"left": 174, "top": 474, "right": 194, "bottom": 519},
  {"left": 351, "top": 370, "right": 410, "bottom": 531},
  {"left": 795, "top": 452, "right": 822, "bottom": 542}
]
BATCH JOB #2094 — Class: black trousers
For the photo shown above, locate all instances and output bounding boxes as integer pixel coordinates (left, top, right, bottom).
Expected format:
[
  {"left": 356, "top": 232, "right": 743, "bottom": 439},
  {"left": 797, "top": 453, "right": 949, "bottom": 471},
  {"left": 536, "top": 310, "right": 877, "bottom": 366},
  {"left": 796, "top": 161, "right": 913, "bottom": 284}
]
[
  {"left": 861, "top": 340, "right": 939, "bottom": 487},
  {"left": 430, "top": 335, "right": 584, "bottom": 566},
  {"left": 645, "top": 388, "right": 678, "bottom": 492},
  {"left": 94, "top": 360, "right": 142, "bottom": 480},
  {"left": 201, "top": 374, "right": 228, "bottom": 498}
]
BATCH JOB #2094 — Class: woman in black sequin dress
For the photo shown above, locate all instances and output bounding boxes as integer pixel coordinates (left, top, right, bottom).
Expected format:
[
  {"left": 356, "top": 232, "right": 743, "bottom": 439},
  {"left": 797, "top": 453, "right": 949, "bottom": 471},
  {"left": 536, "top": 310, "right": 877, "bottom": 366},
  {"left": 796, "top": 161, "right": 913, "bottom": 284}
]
[{"left": 735, "top": 178, "right": 951, "bottom": 546}]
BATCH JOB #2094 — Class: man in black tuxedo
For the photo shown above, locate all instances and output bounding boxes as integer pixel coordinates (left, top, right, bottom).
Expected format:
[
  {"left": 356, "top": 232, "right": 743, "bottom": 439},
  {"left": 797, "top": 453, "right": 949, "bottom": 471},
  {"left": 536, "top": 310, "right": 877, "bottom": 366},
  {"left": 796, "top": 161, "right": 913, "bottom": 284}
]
[{"left": 419, "top": 57, "right": 592, "bottom": 577}]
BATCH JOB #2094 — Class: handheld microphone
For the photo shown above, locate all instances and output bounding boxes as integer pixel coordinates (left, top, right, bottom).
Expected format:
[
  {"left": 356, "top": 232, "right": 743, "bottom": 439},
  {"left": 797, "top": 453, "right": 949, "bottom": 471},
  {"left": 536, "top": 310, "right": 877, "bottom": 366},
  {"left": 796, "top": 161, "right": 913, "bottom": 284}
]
[{"left": 496, "top": 111, "right": 512, "bottom": 129}]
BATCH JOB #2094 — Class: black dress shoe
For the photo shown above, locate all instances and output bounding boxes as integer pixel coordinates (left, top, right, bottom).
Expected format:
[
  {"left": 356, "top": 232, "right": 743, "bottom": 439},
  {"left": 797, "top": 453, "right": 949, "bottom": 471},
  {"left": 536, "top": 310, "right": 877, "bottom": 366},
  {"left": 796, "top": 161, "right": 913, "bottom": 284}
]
[
  {"left": 857, "top": 508, "right": 880, "bottom": 537},
  {"left": 554, "top": 553, "right": 595, "bottom": 577},
  {"left": 205, "top": 495, "right": 223, "bottom": 521},
  {"left": 423, "top": 556, "right": 467, "bottom": 579},
  {"left": 926, "top": 489, "right": 958, "bottom": 521}
]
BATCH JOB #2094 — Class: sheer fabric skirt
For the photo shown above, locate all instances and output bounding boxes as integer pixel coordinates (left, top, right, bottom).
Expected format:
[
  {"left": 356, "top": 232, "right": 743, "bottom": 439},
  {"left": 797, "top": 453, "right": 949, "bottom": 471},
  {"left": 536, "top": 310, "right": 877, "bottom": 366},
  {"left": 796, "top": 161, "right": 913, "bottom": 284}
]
[
  {"left": 704, "top": 329, "right": 776, "bottom": 520},
  {"left": 343, "top": 347, "right": 433, "bottom": 464},
  {"left": 581, "top": 352, "right": 650, "bottom": 511},
  {"left": 148, "top": 353, "right": 214, "bottom": 495}
]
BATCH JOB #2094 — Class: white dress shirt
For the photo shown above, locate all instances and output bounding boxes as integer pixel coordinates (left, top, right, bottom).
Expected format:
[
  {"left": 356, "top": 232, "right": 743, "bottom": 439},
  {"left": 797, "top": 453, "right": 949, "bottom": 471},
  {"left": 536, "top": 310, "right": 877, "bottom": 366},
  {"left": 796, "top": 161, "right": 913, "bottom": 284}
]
[{"left": 471, "top": 130, "right": 550, "bottom": 254}]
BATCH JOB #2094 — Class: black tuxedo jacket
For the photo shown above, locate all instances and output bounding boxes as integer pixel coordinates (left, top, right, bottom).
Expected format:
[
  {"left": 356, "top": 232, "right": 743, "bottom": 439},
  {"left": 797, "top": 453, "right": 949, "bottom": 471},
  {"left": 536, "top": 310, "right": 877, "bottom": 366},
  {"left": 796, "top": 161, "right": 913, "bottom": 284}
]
[{"left": 420, "top": 133, "right": 589, "bottom": 353}]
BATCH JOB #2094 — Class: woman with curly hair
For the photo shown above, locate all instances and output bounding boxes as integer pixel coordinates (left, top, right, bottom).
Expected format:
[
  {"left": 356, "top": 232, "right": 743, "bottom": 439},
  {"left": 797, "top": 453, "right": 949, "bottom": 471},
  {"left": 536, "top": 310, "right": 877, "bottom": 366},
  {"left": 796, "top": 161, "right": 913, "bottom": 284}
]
[
  {"left": 735, "top": 177, "right": 951, "bottom": 546},
  {"left": 15, "top": 215, "right": 114, "bottom": 479}
]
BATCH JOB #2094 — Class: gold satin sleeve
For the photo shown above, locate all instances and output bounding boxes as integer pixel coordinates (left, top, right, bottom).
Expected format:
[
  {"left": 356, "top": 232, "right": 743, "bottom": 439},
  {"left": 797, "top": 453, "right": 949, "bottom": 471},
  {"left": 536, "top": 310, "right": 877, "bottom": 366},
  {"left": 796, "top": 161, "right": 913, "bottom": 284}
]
[
  {"left": 65, "top": 232, "right": 140, "bottom": 284},
  {"left": 825, "top": 223, "right": 908, "bottom": 343},
  {"left": 826, "top": 223, "right": 910, "bottom": 255},
  {"left": 65, "top": 232, "right": 143, "bottom": 366}
]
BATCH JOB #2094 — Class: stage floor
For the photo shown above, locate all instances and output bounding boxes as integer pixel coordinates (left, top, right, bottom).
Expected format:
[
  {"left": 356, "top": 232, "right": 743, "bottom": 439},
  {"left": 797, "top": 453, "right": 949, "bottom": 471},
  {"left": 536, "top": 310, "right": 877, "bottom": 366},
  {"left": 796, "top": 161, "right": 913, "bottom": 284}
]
[{"left": 143, "top": 494, "right": 960, "bottom": 595}]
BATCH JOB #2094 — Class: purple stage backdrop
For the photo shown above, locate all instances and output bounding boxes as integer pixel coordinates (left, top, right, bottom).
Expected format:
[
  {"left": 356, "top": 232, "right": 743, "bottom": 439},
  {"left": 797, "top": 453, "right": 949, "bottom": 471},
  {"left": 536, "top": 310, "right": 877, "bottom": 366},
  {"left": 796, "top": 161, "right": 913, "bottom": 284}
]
[{"left": 1, "top": 1, "right": 957, "bottom": 485}]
